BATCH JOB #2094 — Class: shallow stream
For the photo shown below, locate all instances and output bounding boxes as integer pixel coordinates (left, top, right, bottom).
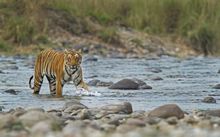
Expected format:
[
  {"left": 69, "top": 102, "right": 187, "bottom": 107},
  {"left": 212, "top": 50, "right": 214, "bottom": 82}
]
[{"left": 0, "top": 56, "right": 220, "bottom": 112}]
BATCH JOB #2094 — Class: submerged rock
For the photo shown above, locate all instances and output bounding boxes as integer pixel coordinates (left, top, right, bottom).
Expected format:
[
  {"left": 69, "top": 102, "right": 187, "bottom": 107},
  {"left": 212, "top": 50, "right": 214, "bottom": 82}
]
[
  {"left": 213, "top": 84, "right": 220, "bottom": 89},
  {"left": 4, "top": 89, "right": 21, "bottom": 95},
  {"left": 109, "top": 78, "right": 152, "bottom": 90},
  {"left": 109, "top": 79, "right": 139, "bottom": 90},
  {"left": 146, "top": 68, "right": 162, "bottom": 73},
  {"left": 87, "top": 79, "right": 113, "bottom": 87},
  {"left": 87, "top": 79, "right": 101, "bottom": 86},
  {"left": 148, "top": 104, "right": 184, "bottom": 119},
  {"left": 151, "top": 76, "right": 163, "bottom": 81},
  {"left": 0, "top": 106, "right": 4, "bottom": 111},
  {"left": 202, "top": 96, "right": 216, "bottom": 103}
]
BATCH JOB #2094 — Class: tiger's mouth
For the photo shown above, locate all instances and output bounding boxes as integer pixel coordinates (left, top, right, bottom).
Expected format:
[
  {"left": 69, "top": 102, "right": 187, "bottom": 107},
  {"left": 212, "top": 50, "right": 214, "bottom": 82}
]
[
  {"left": 65, "top": 65, "right": 78, "bottom": 75},
  {"left": 70, "top": 65, "right": 77, "bottom": 70}
]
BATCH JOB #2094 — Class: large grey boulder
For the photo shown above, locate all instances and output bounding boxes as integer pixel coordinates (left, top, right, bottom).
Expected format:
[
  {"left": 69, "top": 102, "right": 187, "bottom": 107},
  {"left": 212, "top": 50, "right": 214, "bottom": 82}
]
[
  {"left": 148, "top": 104, "right": 184, "bottom": 119},
  {"left": 109, "top": 79, "right": 152, "bottom": 90}
]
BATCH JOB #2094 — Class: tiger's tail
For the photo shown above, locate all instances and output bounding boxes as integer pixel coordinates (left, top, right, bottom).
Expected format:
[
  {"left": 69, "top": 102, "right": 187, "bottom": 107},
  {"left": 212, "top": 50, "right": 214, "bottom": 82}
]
[{"left": 29, "top": 75, "right": 34, "bottom": 90}]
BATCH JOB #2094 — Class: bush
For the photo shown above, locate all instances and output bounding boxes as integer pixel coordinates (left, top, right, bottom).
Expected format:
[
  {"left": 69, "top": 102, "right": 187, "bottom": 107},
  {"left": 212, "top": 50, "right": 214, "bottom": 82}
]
[
  {"left": 189, "top": 24, "right": 214, "bottom": 56},
  {"left": 0, "top": 40, "right": 10, "bottom": 52},
  {"left": 3, "top": 17, "right": 37, "bottom": 45},
  {"left": 97, "top": 27, "right": 120, "bottom": 44}
]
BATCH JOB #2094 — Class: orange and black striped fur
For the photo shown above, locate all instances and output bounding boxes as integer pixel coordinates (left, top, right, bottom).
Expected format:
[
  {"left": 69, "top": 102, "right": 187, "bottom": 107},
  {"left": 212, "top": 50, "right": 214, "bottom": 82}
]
[{"left": 29, "top": 49, "right": 88, "bottom": 97}]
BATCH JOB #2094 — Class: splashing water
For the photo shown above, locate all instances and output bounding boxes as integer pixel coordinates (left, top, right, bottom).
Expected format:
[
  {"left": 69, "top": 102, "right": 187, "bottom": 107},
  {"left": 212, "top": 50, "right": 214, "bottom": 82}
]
[{"left": 75, "top": 88, "right": 102, "bottom": 96}]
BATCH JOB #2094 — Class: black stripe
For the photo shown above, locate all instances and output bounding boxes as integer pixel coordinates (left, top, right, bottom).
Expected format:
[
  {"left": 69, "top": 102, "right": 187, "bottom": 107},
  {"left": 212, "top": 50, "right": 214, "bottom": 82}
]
[
  {"left": 75, "top": 72, "right": 81, "bottom": 81},
  {"left": 75, "top": 79, "right": 82, "bottom": 86},
  {"left": 65, "top": 65, "right": 78, "bottom": 76}
]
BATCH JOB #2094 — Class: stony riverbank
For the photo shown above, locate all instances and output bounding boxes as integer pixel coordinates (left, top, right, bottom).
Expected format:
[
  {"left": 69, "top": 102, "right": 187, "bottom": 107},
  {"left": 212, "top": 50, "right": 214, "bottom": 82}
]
[{"left": 1, "top": 101, "right": 220, "bottom": 137}]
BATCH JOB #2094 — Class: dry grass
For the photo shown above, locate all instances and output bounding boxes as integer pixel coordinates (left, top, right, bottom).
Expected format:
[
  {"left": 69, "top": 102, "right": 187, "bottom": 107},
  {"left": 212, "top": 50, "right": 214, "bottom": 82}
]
[{"left": 0, "top": 0, "right": 220, "bottom": 55}]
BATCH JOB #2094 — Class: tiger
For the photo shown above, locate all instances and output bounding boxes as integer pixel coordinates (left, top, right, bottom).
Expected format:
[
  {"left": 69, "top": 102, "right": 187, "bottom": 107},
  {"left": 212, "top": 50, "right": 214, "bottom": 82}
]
[{"left": 29, "top": 48, "right": 89, "bottom": 97}]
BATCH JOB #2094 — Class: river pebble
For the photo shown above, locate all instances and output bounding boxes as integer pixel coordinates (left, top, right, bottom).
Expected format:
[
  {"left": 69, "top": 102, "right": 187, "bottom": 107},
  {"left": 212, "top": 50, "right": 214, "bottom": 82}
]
[
  {"left": 148, "top": 104, "right": 184, "bottom": 119},
  {"left": 202, "top": 96, "right": 216, "bottom": 103},
  {"left": 1, "top": 102, "right": 220, "bottom": 137}
]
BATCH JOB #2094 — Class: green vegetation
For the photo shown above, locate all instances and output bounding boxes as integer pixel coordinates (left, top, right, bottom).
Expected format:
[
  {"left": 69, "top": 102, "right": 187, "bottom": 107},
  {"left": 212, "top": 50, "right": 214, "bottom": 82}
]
[{"left": 0, "top": 0, "right": 220, "bottom": 55}]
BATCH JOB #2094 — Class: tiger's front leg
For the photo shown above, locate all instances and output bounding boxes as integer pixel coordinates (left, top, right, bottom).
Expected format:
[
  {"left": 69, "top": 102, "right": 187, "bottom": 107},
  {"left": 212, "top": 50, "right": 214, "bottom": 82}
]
[
  {"left": 74, "top": 72, "right": 89, "bottom": 91},
  {"left": 56, "top": 79, "right": 63, "bottom": 97}
]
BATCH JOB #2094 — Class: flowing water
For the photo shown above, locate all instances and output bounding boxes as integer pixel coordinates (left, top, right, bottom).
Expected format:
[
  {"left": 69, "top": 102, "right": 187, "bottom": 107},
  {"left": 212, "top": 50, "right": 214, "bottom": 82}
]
[{"left": 0, "top": 56, "right": 220, "bottom": 112}]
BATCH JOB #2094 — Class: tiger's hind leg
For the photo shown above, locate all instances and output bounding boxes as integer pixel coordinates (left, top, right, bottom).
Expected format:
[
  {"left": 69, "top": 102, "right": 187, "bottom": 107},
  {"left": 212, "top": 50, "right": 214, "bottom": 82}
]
[
  {"left": 46, "top": 76, "right": 56, "bottom": 95},
  {"left": 33, "top": 73, "right": 43, "bottom": 94}
]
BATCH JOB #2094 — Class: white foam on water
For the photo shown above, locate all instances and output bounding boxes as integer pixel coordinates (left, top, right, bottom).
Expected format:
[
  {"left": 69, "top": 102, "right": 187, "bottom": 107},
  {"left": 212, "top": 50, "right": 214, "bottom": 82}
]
[{"left": 75, "top": 88, "right": 102, "bottom": 96}]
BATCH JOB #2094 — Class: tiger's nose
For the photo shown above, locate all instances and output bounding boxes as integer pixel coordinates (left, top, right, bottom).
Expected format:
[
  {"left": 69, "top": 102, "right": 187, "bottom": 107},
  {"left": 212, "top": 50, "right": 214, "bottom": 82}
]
[{"left": 71, "top": 65, "right": 77, "bottom": 69}]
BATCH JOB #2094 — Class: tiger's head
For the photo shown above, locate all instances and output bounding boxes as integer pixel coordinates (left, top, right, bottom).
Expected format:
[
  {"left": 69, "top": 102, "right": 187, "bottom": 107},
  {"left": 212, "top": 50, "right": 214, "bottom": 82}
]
[{"left": 64, "top": 49, "right": 82, "bottom": 74}]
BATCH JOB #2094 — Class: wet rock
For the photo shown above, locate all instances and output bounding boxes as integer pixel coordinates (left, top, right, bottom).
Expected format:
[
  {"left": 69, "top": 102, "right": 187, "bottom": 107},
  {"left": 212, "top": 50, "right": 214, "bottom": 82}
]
[
  {"left": 202, "top": 96, "right": 216, "bottom": 103},
  {"left": 151, "top": 76, "right": 163, "bottom": 81},
  {"left": 61, "top": 113, "right": 76, "bottom": 121},
  {"left": 116, "top": 124, "right": 136, "bottom": 133},
  {"left": 100, "top": 102, "right": 133, "bottom": 114},
  {"left": 107, "top": 118, "right": 120, "bottom": 126},
  {"left": 100, "top": 124, "right": 116, "bottom": 132},
  {"left": 132, "top": 78, "right": 152, "bottom": 89},
  {"left": 213, "top": 84, "right": 220, "bottom": 89},
  {"left": 18, "top": 111, "right": 50, "bottom": 127},
  {"left": 4, "top": 89, "right": 20, "bottom": 95},
  {"left": 148, "top": 104, "right": 184, "bottom": 119},
  {"left": 0, "top": 114, "right": 16, "bottom": 129},
  {"left": 104, "top": 114, "right": 130, "bottom": 126},
  {"left": 166, "top": 116, "right": 178, "bottom": 125},
  {"left": 77, "top": 109, "right": 91, "bottom": 120},
  {"left": 210, "top": 117, "right": 220, "bottom": 125},
  {"left": 64, "top": 104, "right": 88, "bottom": 113},
  {"left": 31, "top": 121, "right": 52, "bottom": 135},
  {"left": 109, "top": 79, "right": 139, "bottom": 90},
  {"left": 0, "top": 106, "right": 4, "bottom": 111},
  {"left": 12, "top": 107, "right": 26, "bottom": 117},
  {"left": 197, "top": 119, "right": 211, "bottom": 128},
  {"left": 126, "top": 118, "right": 146, "bottom": 127},
  {"left": 87, "top": 79, "right": 113, "bottom": 87},
  {"left": 62, "top": 122, "right": 84, "bottom": 136},
  {"left": 0, "top": 70, "right": 4, "bottom": 74},
  {"left": 130, "top": 111, "right": 145, "bottom": 118},
  {"left": 145, "top": 117, "right": 162, "bottom": 125},
  {"left": 47, "top": 109, "right": 62, "bottom": 117},
  {"left": 27, "top": 107, "right": 45, "bottom": 112},
  {"left": 109, "top": 79, "right": 151, "bottom": 90},
  {"left": 183, "top": 115, "right": 199, "bottom": 124},
  {"left": 87, "top": 79, "right": 100, "bottom": 86},
  {"left": 206, "top": 109, "right": 220, "bottom": 117},
  {"left": 63, "top": 100, "right": 87, "bottom": 110},
  {"left": 96, "top": 81, "right": 114, "bottom": 87}
]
